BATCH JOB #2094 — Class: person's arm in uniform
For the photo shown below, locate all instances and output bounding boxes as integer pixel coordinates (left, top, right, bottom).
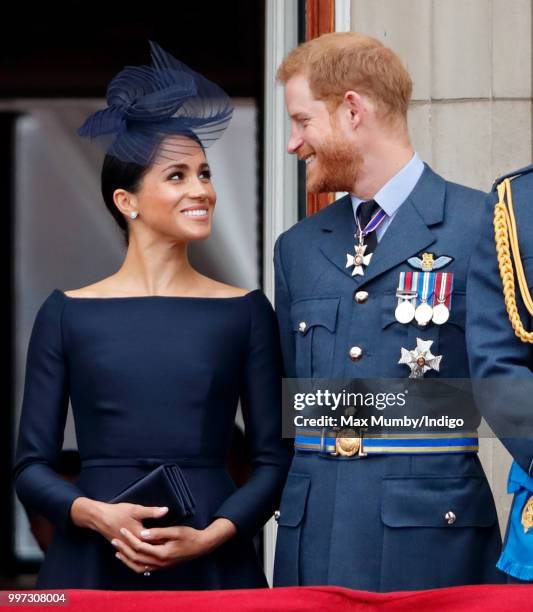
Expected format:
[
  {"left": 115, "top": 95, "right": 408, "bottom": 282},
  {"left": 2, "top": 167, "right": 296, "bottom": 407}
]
[
  {"left": 274, "top": 232, "right": 296, "bottom": 379},
  {"left": 467, "top": 182, "right": 533, "bottom": 476}
]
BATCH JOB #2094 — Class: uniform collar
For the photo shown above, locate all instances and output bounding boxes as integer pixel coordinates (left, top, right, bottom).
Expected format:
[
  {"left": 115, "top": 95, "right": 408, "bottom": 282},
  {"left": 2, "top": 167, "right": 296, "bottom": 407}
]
[{"left": 351, "top": 152, "right": 424, "bottom": 218}]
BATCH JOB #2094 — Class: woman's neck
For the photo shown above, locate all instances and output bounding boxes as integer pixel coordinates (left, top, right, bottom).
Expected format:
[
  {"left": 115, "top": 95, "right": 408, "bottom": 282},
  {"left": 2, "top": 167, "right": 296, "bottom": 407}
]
[{"left": 112, "top": 234, "right": 202, "bottom": 296}]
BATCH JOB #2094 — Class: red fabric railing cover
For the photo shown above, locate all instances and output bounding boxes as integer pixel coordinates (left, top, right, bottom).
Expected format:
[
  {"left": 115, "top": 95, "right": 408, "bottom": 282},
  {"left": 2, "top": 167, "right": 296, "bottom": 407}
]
[{"left": 6, "top": 584, "right": 533, "bottom": 611}]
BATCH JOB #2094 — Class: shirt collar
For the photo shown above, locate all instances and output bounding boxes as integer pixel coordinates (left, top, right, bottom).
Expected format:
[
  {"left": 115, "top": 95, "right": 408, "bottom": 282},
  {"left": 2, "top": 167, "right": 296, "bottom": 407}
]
[{"left": 351, "top": 152, "right": 424, "bottom": 218}]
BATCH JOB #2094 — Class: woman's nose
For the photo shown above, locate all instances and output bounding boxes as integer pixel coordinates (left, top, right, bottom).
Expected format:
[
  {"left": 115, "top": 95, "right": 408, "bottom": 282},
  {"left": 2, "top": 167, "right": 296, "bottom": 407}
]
[{"left": 188, "top": 177, "right": 210, "bottom": 198}]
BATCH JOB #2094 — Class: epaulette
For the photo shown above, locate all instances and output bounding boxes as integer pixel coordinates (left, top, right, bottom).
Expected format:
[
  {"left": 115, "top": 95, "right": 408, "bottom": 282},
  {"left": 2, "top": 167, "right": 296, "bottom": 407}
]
[{"left": 492, "top": 164, "right": 533, "bottom": 191}]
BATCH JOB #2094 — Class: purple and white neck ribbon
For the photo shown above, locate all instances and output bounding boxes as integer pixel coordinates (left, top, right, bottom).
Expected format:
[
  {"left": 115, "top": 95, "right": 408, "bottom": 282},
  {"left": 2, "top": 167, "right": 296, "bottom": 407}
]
[{"left": 356, "top": 206, "right": 388, "bottom": 240}]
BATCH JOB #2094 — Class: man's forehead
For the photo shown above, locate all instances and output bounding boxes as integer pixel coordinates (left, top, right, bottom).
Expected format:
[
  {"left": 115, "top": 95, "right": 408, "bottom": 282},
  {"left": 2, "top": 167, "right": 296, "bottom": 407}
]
[
  {"left": 285, "top": 73, "right": 312, "bottom": 97},
  {"left": 285, "top": 74, "right": 324, "bottom": 112}
]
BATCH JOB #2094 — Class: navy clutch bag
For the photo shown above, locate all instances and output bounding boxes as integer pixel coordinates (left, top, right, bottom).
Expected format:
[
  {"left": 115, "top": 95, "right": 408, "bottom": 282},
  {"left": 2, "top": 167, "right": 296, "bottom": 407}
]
[{"left": 109, "top": 464, "right": 196, "bottom": 528}]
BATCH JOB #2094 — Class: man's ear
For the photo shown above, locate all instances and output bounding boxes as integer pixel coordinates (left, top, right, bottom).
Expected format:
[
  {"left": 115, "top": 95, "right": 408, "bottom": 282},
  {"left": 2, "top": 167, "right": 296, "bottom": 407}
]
[{"left": 343, "top": 90, "right": 366, "bottom": 129}]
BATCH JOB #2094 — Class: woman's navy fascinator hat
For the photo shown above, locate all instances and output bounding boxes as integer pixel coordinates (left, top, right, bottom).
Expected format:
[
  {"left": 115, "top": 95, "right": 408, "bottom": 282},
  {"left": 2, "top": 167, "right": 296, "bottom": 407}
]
[{"left": 77, "top": 41, "right": 233, "bottom": 165}]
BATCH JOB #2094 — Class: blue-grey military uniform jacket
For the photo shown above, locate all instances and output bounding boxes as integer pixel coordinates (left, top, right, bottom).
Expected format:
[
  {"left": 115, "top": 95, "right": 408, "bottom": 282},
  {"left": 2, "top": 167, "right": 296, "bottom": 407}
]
[
  {"left": 467, "top": 164, "right": 533, "bottom": 474},
  {"left": 467, "top": 166, "right": 533, "bottom": 581},
  {"left": 273, "top": 164, "right": 504, "bottom": 591}
]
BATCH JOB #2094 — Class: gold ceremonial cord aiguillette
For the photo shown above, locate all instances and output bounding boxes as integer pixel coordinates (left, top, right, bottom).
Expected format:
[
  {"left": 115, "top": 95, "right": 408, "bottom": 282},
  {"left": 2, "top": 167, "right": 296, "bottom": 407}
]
[{"left": 494, "top": 178, "right": 533, "bottom": 343}]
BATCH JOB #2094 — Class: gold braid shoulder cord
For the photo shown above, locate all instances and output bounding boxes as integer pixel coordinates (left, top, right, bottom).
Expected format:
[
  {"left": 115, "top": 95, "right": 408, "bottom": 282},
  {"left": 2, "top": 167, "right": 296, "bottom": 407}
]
[{"left": 494, "top": 177, "right": 533, "bottom": 343}]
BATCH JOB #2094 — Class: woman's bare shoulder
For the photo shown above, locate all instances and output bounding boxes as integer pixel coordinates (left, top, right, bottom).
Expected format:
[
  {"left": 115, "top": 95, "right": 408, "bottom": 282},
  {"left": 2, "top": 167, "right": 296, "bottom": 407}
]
[
  {"left": 202, "top": 278, "right": 251, "bottom": 298},
  {"left": 63, "top": 279, "right": 117, "bottom": 298}
]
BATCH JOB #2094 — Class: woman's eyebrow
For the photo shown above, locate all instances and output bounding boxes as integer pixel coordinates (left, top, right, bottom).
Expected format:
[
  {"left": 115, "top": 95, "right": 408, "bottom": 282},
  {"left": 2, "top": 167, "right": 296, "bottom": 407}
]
[
  {"left": 162, "top": 163, "right": 189, "bottom": 172},
  {"left": 162, "top": 162, "right": 210, "bottom": 172}
]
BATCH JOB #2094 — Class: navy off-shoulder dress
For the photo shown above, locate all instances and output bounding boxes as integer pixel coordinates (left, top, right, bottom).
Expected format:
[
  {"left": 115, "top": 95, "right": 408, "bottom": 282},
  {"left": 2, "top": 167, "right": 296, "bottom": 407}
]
[{"left": 13, "top": 288, "right": 290, "bottom": 590}]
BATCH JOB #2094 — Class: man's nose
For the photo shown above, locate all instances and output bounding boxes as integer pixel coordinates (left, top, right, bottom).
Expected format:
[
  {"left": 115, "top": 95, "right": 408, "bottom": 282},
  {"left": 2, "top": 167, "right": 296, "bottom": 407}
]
[{"left": 287, "top": 130, "right": 303, "bottom": 155}]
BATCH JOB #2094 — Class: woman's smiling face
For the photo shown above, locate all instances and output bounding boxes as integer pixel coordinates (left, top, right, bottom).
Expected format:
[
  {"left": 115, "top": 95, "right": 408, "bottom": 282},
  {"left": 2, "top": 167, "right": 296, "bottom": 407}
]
[{"left": 121, "top": 135, "right": 217, "bottom": 243}]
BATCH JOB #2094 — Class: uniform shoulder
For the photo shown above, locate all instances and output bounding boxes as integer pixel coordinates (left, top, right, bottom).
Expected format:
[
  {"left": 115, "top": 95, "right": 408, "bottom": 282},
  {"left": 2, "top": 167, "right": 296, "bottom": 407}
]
[
  {"left": 442, "top": 176, "right": 485, "bottom": 200},
  {"left": 491, "top": 164, "right": 533, "bottom": 191},
  {"left": 280, "top": 194, "right": 351, "bottom": 242}
]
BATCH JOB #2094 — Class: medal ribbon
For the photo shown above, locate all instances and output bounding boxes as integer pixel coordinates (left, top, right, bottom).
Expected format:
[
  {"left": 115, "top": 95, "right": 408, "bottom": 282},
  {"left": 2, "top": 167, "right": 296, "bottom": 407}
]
[
  {"left": 416, "top": 272, "right": 435, "bottom": 306},
  {"left": 396, "top": 271, "right": 419, "bottom": 320},
  {"left": 433, "top": 272, "right": 454, "bottom": 309},
  {"left": 357, "top": 207, "right": 388, "bottom": 239},
  {"left": 397, "top": 271, "right": 418, "bottom": 297},
  {"left": 398, "top": 271, "right": 406, "bottom": 292}
]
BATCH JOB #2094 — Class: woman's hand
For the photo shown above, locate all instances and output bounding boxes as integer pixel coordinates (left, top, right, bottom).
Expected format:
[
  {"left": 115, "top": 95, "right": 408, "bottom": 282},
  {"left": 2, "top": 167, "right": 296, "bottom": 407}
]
[
  {"left": 111, "top": 518, "right": 237, "bottom": 574},
  {"left": 70, "top": 496, "right": 169, "bottom": 543}
]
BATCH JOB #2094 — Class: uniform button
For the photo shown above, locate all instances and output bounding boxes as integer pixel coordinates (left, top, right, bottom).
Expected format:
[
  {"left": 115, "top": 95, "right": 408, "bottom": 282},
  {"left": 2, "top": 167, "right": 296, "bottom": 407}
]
[
  {"left": 354, "top": 290, "right": 369, "bottom": 303},
  {"left": 298, "top": 321, "right": 307, "bottom": 333},
  {"left": 349, "top": 346, "right": 363, "bottom": 361},
  {"left": 274, "top": 510, "right": 281, "bottom": 522},
  {"left": 444, "top": 511, "right": 456, "bottom": 525}
]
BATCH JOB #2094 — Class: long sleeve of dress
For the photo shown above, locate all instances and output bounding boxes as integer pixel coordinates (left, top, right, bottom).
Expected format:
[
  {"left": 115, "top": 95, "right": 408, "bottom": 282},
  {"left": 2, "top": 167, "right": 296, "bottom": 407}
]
[
  {"left": 12, "top": 291, "right": 84, "bottom": 531},
  {"left": 213, "top": 291, "right": 291, "bottom": 536}
]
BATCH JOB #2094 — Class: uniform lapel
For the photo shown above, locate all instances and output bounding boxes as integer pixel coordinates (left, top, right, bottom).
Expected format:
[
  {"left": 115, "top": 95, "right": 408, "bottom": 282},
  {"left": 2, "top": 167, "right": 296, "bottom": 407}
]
[
  {"left": 318, "top": 195, "right": 359, "bottom": 279},
  {"left": 318, "top": 165, "right": 446, "bottom": 287}
]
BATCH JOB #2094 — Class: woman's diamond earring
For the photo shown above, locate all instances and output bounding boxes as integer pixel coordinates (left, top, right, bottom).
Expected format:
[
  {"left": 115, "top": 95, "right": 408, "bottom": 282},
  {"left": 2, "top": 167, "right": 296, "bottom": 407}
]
[{"left": 130, "top": 211, "right": 138, "bottom": 219}]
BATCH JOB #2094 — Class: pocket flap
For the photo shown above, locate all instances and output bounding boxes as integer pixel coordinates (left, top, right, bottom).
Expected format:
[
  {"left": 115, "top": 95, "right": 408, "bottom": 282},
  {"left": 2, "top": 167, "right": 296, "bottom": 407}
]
[
  {"left": 381, "top": 476, "right": 497, "bottom": 528},
  {"left": 291, "top": 297, "right": 340, "bottom": 334},
  {"left": 277, "top": 473, "right": 311, "bottom": 527}
]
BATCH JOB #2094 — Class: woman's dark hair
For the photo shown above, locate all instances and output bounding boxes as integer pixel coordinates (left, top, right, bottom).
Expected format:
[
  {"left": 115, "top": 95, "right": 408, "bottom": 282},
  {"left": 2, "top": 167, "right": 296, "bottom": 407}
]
[{"left": 101, "top": 154, "right": 149, "bottom": 246}]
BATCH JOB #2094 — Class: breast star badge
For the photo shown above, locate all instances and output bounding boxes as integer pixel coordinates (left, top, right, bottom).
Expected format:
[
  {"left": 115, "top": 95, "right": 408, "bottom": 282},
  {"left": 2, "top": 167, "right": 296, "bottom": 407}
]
[
  {"left": 398, "top": 338, "right": 443, "bottom": 378},
  {"left": 346, "top": 244, "right": 372, "bottom": 276}
]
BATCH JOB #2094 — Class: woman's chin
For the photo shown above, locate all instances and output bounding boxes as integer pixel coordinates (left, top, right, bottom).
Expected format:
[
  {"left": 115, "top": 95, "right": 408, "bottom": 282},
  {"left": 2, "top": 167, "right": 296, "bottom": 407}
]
[{"left": 178, "top": 226, "right": 212, "bottom": 242}]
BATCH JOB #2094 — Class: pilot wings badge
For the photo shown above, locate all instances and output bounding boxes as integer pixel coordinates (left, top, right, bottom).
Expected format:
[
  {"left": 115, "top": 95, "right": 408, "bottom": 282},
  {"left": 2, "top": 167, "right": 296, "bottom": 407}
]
[{"left": 407, "top": 252, "right": 454, "bottom": 272}]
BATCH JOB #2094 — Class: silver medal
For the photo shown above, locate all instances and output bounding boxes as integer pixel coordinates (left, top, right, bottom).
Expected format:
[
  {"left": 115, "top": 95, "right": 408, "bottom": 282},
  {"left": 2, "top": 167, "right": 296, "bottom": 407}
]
[
  {"left": 432, "top": 302, "right": 450, "bottom": 325},
  {"left": 415, "top": 301, "right": 433, "bottom": 326},
  {"left": 395, "top": 300, "right": 416, "bottom": 324}
]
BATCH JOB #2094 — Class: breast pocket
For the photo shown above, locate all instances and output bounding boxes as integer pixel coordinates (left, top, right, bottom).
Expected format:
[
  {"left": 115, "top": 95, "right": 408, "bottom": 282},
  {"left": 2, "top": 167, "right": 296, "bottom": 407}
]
[
  {"left": 381, "top": 290, "right": 467, "bottom": 377},
  {"left": 290, "top": 297, "right": 340, "bottom": 378}
]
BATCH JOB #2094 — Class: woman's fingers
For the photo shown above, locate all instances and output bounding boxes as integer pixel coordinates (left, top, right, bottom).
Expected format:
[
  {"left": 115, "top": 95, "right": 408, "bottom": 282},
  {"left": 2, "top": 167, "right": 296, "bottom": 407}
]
[
  {"left": 139, "top": 526, "right": 182, "bottom": 541},
  {"left": 130, "top": 504, "right": 168, "bottom": 521},
  {"left": 114, "top": 551, "right": 153, "bottom": 575},
  {"left": 111, "top": 535, "right": 165, "bottom": 567},
  {"left": 118, "top": 528, "right": 170, "bottom": 562}
]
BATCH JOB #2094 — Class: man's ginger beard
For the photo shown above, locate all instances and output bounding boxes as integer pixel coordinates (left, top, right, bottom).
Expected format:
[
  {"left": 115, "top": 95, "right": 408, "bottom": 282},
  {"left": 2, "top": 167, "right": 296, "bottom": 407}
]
[{"left": 306, "top": 124, "right": 363, "bottom": 194}]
